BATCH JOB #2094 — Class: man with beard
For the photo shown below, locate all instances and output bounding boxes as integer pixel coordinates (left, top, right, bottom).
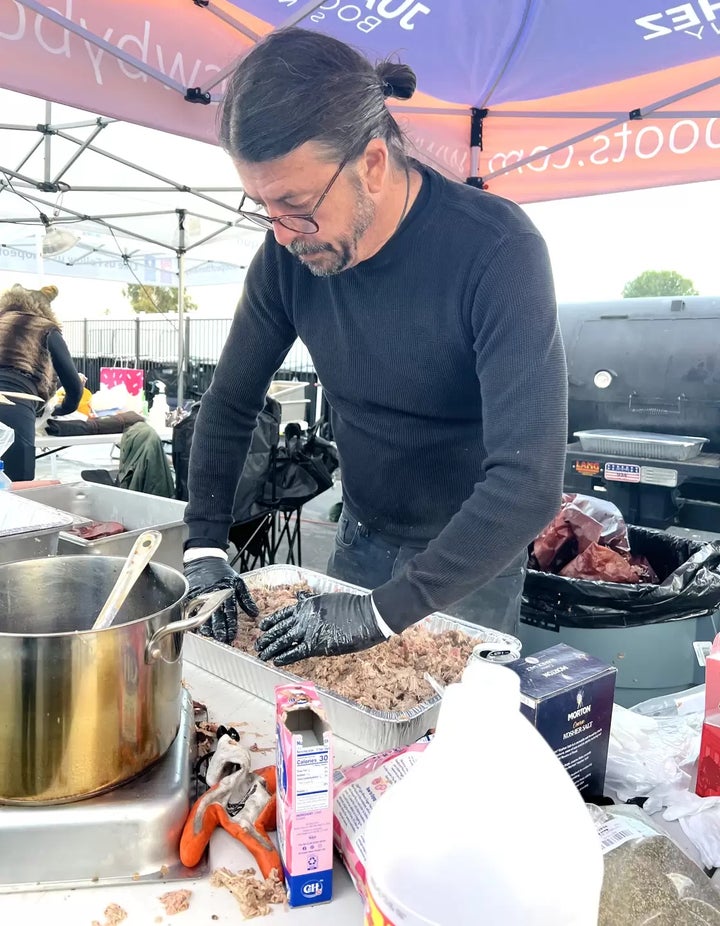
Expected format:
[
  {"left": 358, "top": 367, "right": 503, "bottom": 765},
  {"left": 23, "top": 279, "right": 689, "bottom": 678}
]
[{"left": 183, "top": 28, "right": 568, "bottom": 666}]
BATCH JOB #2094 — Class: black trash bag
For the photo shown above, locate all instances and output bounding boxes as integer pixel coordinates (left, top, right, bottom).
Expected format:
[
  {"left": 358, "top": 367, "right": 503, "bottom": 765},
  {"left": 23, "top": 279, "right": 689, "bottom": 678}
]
[{"left": 522, "top": 525, "right": 720, "bottom": 630}]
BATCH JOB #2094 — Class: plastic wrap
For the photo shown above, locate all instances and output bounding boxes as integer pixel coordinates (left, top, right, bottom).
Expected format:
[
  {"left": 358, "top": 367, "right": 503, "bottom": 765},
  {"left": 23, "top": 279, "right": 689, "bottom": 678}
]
[
  {"left": 589, "top": 803, "right": 720, "bottom": 924},
  {"left": 531, "top": 493, "right": 630, "bottom": 573},
  {"left": 605, "top": 704, "right": 703, "bottom": 804}
]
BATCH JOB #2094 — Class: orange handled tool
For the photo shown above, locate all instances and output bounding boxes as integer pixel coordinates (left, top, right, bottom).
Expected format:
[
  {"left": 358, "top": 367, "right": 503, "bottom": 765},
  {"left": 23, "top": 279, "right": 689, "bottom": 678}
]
[{"left": 180, "top": 727, "right": 282, "bottom": 881}]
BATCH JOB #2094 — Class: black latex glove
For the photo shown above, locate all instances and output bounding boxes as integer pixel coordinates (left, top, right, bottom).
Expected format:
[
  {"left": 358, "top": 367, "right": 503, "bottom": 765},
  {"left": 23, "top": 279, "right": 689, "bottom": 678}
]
[
  {"left": 255, "top": 592, "right": 385, "bottom": 666},
  {"left": 184, "top": 556, "right": 258, "bottom": 645}
]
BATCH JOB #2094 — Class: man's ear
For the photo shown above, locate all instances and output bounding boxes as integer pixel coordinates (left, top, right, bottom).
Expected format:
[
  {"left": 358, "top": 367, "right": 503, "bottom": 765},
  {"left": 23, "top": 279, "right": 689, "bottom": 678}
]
[{"left": 361, "top": 138, "right": 389, "bottom": 195}]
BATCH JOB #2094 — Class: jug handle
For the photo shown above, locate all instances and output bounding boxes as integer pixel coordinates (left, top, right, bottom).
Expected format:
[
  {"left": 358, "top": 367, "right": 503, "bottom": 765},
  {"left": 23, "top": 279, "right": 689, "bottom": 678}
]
[{"left": 145, "top": 588, "right": 233, "bottom": 664}]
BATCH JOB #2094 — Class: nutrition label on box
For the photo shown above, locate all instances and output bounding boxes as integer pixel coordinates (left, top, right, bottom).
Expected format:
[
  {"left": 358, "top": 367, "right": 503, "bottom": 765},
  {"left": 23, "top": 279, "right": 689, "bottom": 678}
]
[{"left": 297, "top": 749, "right": 331, "bottom": 811}]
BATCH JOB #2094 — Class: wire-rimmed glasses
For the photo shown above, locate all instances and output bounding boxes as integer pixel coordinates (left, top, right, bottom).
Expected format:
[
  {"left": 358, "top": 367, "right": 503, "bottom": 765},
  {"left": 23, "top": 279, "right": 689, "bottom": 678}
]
[{"left": 237, "top": 155, "right": 350, "bottom": 234}]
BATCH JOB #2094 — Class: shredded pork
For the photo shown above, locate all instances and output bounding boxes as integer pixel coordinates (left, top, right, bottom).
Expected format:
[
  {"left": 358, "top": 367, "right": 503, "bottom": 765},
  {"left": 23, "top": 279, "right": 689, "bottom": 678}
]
[
  {"left": 235, "top": 582, "right": 479, "bottom": 711},
  {"left": 92, "top": 903, "right": 127, "bottom": 926},
  {"left": 210, "top": 867, "right": 286, "bottom": 919},
  {"left": 158, "top": 889, "right": 192, "bottom": 915}
]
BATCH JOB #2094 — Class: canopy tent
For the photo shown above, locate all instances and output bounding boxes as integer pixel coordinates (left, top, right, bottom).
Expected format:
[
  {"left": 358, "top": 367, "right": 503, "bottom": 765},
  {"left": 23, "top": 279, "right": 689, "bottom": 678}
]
[
  {"left": 0, "top": 88, "right": 264, "bottom": 403},
  {"left": 0, "top": 1, "right": 718, "bottom": 202},
  {"left": 0, "top": 90, "right": 261, "bottom": 285}
]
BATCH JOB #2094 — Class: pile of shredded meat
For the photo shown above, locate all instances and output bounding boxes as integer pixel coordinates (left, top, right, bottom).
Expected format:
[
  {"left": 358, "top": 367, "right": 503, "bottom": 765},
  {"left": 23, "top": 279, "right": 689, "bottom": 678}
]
[
  {"left": 210, "top": 867, "right": 286, "bottom": 919},
  {"left": 234, "top": 582, "right": 479, "bottom": 711},
  {"left": 92, "top": 903, "right": 127, "bottom": 926},
  {"left": 158, "top": 889, "right": 192, "bottom": 915}
]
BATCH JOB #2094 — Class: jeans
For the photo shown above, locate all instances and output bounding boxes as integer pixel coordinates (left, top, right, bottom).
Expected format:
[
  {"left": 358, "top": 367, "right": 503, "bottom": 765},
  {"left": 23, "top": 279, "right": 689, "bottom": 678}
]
[{"left": 327, "top": 508, "right": 527, "bottom": 635}]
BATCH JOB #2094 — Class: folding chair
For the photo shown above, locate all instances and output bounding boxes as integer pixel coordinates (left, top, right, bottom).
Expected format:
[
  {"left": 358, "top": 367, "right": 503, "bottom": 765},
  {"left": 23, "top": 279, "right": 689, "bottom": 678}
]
[{"left": 228, "top": 510, "right": 276, "bottom": 572}]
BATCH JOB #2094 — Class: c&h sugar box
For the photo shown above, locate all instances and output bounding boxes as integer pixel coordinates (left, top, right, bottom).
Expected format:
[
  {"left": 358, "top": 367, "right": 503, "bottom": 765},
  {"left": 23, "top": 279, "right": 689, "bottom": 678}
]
[{"left": 275, "top": 682, "right": 333, "bottom": 907}]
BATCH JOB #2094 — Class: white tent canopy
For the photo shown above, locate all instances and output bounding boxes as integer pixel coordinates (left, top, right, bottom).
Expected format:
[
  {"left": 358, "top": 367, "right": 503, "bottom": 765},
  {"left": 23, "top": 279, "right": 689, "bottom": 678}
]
[{"left": 0, "top": 88, "right": 264, "bottom": 401}]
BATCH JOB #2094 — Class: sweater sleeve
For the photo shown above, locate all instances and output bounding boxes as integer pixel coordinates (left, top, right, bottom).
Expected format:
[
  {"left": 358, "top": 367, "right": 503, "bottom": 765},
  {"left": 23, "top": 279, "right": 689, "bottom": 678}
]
[
  {"left": 47, "top": 329, "right": 83, "bottom": 415},
  {"left": 373, "top": 232, "right": 568, "bottom": 632},
  {"left": 183, "top": 241, "right": 297, "bottom": 550}
]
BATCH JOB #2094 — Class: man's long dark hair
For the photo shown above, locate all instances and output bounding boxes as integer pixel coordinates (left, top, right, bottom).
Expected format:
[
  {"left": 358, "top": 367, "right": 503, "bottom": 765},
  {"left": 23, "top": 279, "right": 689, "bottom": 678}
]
[{"left": 218, "top": 28, "right": 417, "bottom": 166}]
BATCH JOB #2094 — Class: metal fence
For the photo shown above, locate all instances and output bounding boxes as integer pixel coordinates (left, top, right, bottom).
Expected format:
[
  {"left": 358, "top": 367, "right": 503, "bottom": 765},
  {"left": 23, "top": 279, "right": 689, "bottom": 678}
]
[{"left": 64, "top": 316, "right": 319, "bottom": 417}]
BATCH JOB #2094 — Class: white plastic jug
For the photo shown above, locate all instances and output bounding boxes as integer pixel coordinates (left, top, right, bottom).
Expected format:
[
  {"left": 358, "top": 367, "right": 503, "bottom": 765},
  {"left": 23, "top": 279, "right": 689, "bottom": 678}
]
[
  {"left": 148, "top": 381, "right": 168, "bottom": 430},
  {"left": 363, "top": 660, "right": 604, "bottom": 926}
]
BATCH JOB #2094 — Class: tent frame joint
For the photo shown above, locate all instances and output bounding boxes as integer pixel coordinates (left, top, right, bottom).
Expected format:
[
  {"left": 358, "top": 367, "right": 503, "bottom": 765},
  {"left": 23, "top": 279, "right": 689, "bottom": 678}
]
[
  {"left": 37, "top": 180, "right": 70, "bottom": 194},
  {"left": 185, "top": 87, "right": 212, "bottom": 105},
  {"left": 466, "top": 108, "right": 489, "bottom": 188},
  {"left": 470, "top": 108, "right": 489, "bottom": 150},
  {"left": 629, "top": 108, "right": 643, "bottom": 121}
]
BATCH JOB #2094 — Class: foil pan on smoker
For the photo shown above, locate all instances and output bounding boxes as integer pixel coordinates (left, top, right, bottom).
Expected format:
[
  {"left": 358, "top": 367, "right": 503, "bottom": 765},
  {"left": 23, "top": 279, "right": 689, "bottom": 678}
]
[
  {"left": 183, "top": 565, "right": 521, "bottom": 754},
  {"left": 574, "top": 429, "right": 707, "bottom": 461}
]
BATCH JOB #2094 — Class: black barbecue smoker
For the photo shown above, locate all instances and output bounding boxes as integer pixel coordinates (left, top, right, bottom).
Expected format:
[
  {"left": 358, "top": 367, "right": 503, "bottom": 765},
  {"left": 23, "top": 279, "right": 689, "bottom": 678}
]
[{"left": 559, "top": 296, "right": 720, "bottom": 533}]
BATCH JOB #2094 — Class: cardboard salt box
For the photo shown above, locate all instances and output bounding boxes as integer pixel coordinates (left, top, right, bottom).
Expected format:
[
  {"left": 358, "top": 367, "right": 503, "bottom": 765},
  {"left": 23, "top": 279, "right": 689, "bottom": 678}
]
[
  {"left": 508, "top": 643, "right": 616, "bottom": 796},
  {"left": 275, "top": 681, "right": 333, "bottom": 907}
]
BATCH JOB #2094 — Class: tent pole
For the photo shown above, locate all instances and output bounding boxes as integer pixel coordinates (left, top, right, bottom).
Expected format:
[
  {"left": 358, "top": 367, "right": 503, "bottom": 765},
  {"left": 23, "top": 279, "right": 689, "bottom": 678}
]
[
  {"left": 43, "top": 101, "right": 52, "bottom": 186},
  {"left": 177, "top": 210, "right": 186, "bottom": 409}
]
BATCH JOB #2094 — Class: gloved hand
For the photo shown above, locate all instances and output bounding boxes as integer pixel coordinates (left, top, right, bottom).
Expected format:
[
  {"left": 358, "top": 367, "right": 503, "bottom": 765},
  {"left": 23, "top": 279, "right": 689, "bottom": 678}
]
[
  {"left": 255, "top": 592, "right": 386, "bottom": 666},
  {"left": 184, "top": 556, "right": 258, "bottom": 645}
]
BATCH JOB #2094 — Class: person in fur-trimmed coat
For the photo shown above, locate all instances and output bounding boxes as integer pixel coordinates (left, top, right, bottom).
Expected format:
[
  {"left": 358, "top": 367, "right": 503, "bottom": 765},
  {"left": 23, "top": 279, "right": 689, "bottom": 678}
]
[{"left": 0, "top": 283, "right": 82, "bottom": 480}]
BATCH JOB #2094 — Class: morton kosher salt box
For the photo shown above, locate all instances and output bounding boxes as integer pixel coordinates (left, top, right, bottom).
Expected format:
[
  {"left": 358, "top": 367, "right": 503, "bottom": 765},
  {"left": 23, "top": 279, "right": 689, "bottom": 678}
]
[
  {"left": 508, "top": 643, "right": 616, "bottom": 796},
  {"left": 275, "top": 682, "right": 333, "bottom": 907}
]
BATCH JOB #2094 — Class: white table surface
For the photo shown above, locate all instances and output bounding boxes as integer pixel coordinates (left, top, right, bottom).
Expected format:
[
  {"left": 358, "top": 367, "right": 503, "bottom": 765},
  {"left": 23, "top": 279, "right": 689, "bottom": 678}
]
[
  {"left": 0, "top": 664, "right": 715, "bottom": 922},
  {"left": 36, "top": 434, "right": 122, "bottom": 449},
  {"left": 0, "top": 662, "right": 366, "bottom": 924}
]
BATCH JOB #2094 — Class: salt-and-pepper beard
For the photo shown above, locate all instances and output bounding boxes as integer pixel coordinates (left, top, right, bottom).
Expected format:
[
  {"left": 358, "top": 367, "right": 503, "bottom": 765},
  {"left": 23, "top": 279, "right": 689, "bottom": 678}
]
[{"left": 287, "top": 176, "right": 376, "bottom": 277}]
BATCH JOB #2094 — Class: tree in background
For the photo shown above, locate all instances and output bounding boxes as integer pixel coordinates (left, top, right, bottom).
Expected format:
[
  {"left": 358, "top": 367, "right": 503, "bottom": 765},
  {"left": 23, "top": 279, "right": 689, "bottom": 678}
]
[
  {"left": 123, "top": 284, "right": 198, "bottom": 314},
  {"left": 622, "top": 270, "right": 698, "bottom": 298}
]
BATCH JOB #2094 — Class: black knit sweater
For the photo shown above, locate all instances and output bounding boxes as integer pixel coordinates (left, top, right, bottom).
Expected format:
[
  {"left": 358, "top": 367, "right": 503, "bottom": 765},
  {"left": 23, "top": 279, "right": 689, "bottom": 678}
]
[{"left": 185, "top": 163, "right": 568, "bottom": 633}]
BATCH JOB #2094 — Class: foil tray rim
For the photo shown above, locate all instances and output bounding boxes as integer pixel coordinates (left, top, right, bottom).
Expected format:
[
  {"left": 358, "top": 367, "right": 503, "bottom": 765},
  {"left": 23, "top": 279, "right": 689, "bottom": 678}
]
[{"left": 185, "top": 564, "right": 521, "bottom": 736}]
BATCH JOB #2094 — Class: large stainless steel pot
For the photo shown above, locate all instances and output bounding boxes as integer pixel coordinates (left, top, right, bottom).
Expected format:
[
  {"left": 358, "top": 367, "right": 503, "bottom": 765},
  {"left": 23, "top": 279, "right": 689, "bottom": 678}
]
[{"left": 0, "top": 555, "right": 227, "bottom": 805}]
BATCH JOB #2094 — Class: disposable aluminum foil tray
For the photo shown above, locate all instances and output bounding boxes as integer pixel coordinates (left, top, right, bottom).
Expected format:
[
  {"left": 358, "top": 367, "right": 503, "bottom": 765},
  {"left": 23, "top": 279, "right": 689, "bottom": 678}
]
[
  {"left": 574, "top": 429, "right": 708, "bottom": 462},
  {"left": 0, "top": 493, "right": 74, "bottom": 563},
  {"left": 184, "top": 565, "right": 521, "bottom": 754}
]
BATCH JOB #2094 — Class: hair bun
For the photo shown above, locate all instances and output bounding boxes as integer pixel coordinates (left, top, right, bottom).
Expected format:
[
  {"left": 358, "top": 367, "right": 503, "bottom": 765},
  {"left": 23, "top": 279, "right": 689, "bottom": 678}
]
[{"left": 376, "top": 61, "right": 416, "bottom": 101}]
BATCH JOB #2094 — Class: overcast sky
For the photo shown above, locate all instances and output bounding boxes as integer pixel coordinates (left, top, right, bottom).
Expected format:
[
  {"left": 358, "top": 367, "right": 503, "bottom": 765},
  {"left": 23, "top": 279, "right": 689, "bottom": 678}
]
[{"left": 525, "top": 178, "right": 719, "bottom": 302}]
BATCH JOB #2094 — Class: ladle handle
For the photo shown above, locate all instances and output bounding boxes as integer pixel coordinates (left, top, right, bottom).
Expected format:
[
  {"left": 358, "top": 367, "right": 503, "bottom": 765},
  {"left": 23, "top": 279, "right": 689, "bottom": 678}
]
[{"left": 91, "top": 530, "right": 163, "bottom": 631}]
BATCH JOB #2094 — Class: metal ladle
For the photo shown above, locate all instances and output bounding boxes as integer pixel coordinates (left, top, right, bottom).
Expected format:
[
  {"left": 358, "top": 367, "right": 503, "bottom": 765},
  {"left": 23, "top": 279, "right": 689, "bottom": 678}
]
[{"left": 91, "top": 529, "right": 163, "bottom": 631}]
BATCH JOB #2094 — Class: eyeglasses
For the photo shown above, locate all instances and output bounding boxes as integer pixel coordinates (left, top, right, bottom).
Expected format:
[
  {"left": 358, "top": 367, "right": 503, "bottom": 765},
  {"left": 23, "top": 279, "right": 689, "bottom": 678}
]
[{"left": 237, "top": 155, "right": 350, "bottom": 235}]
